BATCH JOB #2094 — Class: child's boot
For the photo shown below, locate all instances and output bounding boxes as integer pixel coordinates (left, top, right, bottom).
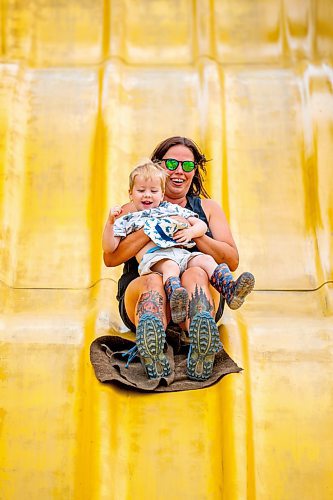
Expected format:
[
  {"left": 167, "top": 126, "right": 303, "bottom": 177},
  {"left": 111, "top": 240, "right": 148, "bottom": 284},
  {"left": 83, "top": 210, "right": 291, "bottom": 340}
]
[
  {"left": 164, "top": 277, "right": 189, "bottom": 324},
  {"left": 210, "top": 263, "right": 255, "bottom": 310}
]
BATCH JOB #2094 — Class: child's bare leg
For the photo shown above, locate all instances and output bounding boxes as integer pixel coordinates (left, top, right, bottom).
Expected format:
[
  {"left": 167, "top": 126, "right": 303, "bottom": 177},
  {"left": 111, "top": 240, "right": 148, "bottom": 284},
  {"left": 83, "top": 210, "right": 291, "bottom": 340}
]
[
  {"left": 151, "top": 259, "right": 181, "bottom": 283},
  {"left": 187, "top": 255, "right": 255, "bottom": 310},
  {"left": 187, "top": 254, "right": 217, "bottom": 279},
  {"left": 151, "top": 259, "right": 189, "bottom": 324}
]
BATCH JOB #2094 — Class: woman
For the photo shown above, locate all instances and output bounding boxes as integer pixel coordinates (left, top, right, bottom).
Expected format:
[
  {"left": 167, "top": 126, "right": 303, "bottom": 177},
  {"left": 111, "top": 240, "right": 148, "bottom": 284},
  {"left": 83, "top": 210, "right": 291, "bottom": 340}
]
[{"left": 103, "top": 137, "right": 240, "bottom": 381}]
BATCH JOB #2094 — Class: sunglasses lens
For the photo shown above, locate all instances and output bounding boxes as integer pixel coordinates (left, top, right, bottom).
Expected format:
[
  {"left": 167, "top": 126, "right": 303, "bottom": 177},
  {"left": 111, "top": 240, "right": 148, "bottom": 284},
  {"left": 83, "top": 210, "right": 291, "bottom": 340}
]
[
  {"left": 164, "top": 159, "right": 196, "bottom": 172},
  {"left": 165, "top": 159, "right": 179, "bottom": 170},
  {"left": 182, "top": 161, "right": 195, "bottom": 172}
]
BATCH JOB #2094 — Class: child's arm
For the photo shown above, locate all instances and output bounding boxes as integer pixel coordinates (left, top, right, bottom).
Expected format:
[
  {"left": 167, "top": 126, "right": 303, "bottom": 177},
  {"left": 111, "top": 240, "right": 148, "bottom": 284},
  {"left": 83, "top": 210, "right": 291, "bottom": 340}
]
[
  {"left": 102, "top": 206, "right": 122, "bottom": 253},
  {"left": 173, "top": 216, "right": 207, "bottom": 244}
]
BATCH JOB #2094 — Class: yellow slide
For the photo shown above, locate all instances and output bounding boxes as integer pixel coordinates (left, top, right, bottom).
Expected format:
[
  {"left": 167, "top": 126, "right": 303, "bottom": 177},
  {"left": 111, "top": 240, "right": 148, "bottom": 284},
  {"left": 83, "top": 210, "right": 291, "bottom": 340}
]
[{"left": 1, "top": 1, "right": 332, "bottom": 498}]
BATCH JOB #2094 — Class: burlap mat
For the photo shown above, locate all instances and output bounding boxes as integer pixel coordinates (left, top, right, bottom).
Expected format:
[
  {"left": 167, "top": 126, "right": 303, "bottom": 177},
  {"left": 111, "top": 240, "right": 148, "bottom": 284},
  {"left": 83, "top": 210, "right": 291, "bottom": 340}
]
[{"left": 90, "top": 327, "right": 242, "bottom": 393}]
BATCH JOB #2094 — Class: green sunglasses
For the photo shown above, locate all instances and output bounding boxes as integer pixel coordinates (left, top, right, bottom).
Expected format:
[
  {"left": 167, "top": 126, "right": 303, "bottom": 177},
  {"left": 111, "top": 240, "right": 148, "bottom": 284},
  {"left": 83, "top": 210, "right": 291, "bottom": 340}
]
[{"left": 162, "top": 158, "right": 196, "bottom": 172}]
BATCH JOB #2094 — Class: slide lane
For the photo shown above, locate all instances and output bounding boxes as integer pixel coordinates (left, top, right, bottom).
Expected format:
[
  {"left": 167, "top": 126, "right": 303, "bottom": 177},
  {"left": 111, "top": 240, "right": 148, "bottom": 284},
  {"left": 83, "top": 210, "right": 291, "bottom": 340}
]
[{"left": 1, "top": 1, "right": 333, "bottom": 498}]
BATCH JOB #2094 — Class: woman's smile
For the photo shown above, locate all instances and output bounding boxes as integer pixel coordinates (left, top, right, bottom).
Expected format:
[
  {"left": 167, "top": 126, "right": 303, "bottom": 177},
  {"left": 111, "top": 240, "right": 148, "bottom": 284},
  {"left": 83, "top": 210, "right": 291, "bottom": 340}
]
[{"left": 169, "top": 176, "right": 185, "bottom": 185}]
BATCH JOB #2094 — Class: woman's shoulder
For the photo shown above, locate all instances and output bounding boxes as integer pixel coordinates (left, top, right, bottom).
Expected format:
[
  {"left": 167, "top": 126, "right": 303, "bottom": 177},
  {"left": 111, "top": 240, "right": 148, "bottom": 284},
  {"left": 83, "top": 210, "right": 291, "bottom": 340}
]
[
  {"left": 200, "top": 198, "right": 226, "bottom": 220},
  {"left": 201, "top": 197, "right": 222, "bottom": 208}
]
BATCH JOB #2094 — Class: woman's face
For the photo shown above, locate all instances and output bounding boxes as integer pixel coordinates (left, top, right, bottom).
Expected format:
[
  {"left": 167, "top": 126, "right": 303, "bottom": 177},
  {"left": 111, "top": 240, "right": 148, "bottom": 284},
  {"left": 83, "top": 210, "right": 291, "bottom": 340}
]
[{"left": 161, "top": 145, "right": 196, "bottom": 199}]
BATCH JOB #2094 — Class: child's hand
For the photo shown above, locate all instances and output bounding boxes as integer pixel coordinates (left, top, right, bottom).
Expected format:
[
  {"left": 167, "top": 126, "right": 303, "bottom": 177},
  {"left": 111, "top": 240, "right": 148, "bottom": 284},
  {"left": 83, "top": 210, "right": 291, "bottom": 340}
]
[
  {"left": 108, "top": 206, "right": 122, "bottom": 224},
  {"left": 173, "top": 227, "right": 194, "bottom": 244}
]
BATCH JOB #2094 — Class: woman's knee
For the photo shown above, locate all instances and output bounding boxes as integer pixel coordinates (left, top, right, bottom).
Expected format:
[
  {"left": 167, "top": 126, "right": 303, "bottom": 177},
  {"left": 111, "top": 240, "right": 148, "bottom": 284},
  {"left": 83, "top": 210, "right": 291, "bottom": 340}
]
[
  {"left": 181, "top": 266, "right": 209, "bottom": 285},
  {"left": 139, "top": 273, "right": 164, "bottom": 292},
  {"left": 125, "top": 274, "right": 164, "bottom": 311},
  {"left": 125, "top": 273, "right": 166, "bottom": 325}
]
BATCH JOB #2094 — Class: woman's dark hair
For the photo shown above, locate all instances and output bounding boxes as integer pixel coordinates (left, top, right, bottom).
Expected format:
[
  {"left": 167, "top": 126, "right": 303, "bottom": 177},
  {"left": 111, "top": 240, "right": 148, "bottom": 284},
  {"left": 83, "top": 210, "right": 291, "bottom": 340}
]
[{"left": 150, "top": 136, "right": 210, "bottom": 198}]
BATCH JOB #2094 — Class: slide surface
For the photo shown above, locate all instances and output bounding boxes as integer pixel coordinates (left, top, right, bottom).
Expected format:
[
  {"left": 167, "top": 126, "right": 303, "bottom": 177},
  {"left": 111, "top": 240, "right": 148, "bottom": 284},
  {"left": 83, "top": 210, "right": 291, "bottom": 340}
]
[{"left": 1, "top": 1, "right": 333, "bottom": 498}]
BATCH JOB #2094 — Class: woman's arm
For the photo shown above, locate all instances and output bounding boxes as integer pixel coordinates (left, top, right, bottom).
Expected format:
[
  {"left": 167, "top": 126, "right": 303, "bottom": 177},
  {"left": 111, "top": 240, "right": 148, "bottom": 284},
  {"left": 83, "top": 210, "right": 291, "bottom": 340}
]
[
  {"left": 193, "top": 199, "right": 239, "bottom": 271},
  {"left": 103, "top": 202, "right": 151, "bottom": 267},
  {"left": 103, "top": 228, "right": 150, "bottom": 267},
  {"left": 187, "top": 216, "right": 207, "bottom": 236}
]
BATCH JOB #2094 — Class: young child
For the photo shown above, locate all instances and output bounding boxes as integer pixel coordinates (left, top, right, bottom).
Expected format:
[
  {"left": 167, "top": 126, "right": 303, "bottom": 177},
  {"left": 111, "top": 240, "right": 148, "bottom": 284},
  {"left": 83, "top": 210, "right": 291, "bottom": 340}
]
[{"left": 102, "top": 161, "right": 255, "bottom": 325}]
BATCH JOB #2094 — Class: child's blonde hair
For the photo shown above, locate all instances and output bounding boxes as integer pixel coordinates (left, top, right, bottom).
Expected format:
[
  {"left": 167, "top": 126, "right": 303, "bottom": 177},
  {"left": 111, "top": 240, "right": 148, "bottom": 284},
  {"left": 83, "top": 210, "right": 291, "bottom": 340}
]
[{"left": 129, "top": 160, "right": 168, "bottom": 193}]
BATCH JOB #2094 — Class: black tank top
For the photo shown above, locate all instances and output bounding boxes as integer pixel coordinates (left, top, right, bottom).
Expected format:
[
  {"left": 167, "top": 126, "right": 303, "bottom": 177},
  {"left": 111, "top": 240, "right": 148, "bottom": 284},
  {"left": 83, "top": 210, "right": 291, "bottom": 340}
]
[{"left": 116, "top": 196, "right": 212, "bottom": 301}]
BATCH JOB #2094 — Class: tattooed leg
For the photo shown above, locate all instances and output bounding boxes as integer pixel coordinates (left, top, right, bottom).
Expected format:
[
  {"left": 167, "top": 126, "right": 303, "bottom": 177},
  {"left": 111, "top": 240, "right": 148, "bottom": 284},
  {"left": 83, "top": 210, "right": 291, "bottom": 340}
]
[
  {"left": 135, "top": 289, "right": 171, "bottom": 379},
  {"left": 124, "top": 274, "right": 170, "bottom": 330},
  {"left": 186, "top": 286, "right": 222, "bottom": 380},
  {"left": 188, "top": 284, "right": 215, "bottom": 320},
  {"left": 136, "top": 290, "right": 165, "bottom": 323},
  {"left": 181, "top": 269, "right": 222, "bottom": 380},
  {"left": 180, "top": 267, "right": 218, "bottom": 327}
]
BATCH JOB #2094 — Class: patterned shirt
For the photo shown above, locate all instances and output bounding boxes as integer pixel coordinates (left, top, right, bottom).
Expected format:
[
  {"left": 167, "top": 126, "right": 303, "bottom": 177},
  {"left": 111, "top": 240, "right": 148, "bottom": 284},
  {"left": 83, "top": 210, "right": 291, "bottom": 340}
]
[{"left": 113, "top": 201, "right": 198, "bottom": 249}]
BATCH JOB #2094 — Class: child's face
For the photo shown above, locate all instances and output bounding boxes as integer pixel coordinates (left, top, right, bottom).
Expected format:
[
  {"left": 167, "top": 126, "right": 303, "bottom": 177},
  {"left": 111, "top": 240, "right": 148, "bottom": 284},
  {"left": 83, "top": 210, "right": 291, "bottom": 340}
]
[{"left": 130, "top": 174, "right": 164, "bottom": 211}]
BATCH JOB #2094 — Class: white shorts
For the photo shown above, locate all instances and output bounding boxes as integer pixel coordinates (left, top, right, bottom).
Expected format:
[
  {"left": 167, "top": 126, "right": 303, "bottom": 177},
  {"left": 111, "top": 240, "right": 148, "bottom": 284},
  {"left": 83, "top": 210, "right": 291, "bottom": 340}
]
[{"left": 138, "top": 247, "right": 204, "bottom": 276}]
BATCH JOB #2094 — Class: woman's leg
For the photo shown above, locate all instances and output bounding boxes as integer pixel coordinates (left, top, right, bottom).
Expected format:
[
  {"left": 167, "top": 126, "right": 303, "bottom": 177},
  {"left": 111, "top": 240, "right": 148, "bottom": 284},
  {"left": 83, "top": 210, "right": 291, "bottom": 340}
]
[
  {"left": 124, "top": 274, "right": 168, "bottom": 328},
  {"left": 124, "top": 274, "right": 171, "bottom": 378},
  {"left": 180, "top": 267, "right": 223, "bottom": 380},
  {"left": 180, "top": 267, "right": 219, "bottom": 324}
]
